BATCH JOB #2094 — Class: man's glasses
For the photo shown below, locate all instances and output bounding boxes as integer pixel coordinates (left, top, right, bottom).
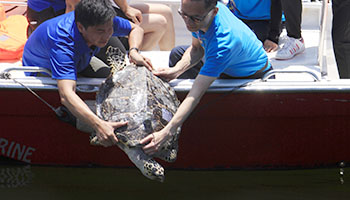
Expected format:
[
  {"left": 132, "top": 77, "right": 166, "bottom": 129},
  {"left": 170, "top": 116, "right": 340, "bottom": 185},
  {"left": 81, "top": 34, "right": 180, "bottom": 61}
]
[{"left": 177, "top": 8, "right": 213, "bottom": 23}]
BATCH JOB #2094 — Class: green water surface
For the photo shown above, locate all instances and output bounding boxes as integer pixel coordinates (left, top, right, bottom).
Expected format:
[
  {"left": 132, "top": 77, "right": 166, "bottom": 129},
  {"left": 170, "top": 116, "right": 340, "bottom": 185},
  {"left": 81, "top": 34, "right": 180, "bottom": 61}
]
[{"left": 0, "top": 165, "right": 349, "bottom": 200}]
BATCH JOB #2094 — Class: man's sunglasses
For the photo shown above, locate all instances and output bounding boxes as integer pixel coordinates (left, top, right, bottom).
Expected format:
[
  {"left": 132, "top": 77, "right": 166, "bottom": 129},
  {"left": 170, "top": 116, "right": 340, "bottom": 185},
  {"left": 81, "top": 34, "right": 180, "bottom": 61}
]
[{"left": 177, "top": 8, "right": 214, "bottom": 23}]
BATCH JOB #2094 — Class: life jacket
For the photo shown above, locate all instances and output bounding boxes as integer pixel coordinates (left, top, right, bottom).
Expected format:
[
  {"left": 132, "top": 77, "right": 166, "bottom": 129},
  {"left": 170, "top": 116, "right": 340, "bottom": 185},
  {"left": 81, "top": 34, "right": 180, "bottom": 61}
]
[
  {"left": 0, "top": 4, "right": 5, "bottom": 21},
  {"left": 0, "top": 4, "right": 28, "bottom": 60}
]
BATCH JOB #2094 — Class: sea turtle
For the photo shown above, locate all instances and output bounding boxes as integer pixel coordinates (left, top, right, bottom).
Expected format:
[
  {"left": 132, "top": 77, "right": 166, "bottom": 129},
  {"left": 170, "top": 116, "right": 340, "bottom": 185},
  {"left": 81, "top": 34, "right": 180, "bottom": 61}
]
[{"left": 90, "top": 47, "right": 181, "bottom": 182}]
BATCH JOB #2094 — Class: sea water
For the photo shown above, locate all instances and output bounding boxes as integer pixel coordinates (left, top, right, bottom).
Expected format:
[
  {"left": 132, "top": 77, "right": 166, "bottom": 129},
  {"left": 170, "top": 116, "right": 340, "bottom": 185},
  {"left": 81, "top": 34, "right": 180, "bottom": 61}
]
[{"left": 0, "top": 164, "right": 349, "bottom": 200}]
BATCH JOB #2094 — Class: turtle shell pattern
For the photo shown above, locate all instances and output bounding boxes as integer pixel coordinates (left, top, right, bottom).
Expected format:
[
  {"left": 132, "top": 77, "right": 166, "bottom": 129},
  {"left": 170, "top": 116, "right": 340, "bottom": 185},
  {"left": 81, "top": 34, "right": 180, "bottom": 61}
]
[{"left": 92, "top": 47, "right": 181, "bottom": 182}]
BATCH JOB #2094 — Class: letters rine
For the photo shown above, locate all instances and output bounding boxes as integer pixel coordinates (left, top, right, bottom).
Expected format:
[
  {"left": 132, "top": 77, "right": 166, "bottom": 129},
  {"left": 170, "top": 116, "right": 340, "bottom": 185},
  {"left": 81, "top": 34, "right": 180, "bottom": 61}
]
[{"left": 0, "top": 138, "right": 36, "bottom": 163}]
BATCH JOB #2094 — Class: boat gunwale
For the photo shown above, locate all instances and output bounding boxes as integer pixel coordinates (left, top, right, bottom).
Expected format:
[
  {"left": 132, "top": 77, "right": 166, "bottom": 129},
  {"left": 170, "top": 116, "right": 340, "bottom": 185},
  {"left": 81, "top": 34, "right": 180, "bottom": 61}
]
[{"left": 3, "top": 74, "right": 350, "bottom": 93}]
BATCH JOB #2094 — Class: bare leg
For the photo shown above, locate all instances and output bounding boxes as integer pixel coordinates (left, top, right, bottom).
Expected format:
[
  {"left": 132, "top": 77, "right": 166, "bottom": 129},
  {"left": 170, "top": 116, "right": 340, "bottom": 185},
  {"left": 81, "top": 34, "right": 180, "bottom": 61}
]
[
  {"left": 139, "top": 12, "right": 167, "bottom": 50},
  {"left": 131, "top": 3, "right": 175, "bottom": 50}
]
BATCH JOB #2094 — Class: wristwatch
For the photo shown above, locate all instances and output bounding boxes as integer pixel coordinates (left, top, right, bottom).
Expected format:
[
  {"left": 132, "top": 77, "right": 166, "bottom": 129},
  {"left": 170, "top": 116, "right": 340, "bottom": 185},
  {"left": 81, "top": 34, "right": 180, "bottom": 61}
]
[{"left": 128, "top": 47, "right": 140, "bottom": 55}]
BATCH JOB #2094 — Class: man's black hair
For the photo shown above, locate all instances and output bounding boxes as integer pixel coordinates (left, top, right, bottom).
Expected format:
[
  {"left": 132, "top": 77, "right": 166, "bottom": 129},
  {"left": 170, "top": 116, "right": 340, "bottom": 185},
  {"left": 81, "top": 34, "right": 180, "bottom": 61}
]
[
  {"left": 75, "top": 0, "right": 116, "bottom": 29},
  {"left": 205, "top": 0, "right": 218, "bottom": 9},
  {"left": 190, "top": 0, "right": 218, "bottom": 10}
]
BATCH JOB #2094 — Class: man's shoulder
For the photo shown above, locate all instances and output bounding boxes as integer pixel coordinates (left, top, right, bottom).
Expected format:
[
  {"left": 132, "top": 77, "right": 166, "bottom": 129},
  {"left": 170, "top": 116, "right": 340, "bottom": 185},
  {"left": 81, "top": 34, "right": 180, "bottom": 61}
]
[
  {"left": 51, "top": 11, "right": 75, "bottom": 28},
  {"left": 25, "top": 12, "right": 77, "bottom": 55},
  {"left": 35, "top": 12, "right": 75, "bottom": 39}
]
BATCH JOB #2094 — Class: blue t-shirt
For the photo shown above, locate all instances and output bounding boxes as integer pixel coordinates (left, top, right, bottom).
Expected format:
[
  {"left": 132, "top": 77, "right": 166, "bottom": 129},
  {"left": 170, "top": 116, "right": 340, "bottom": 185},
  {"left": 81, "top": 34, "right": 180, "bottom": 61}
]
[
  {"left": 192, "top": 2, "right": 270, "bottom": 78},
  {"left": 28, "top": 0, "right": 66, "bottom": 12},
  {"left": 22, "top": 11, "right": 131, "bottom": 80},
  {"left": 227, "top": 0, "right": 270, "bottom": 20}
]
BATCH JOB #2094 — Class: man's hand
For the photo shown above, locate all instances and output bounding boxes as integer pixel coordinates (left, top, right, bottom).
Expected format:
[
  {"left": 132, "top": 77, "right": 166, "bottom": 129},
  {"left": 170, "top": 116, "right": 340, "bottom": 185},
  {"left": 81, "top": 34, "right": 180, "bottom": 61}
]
[
  {"left": 264, "top": 39, "right": 278, "bottom": 53},
  {"left": 140, "top": 129, "right": 171, "bottom": 155},
  {"left": 124, "top": 6, "right": 142, "bottom": 25},
  {"left": 95, "top": 120, "right": 128, "bottom": 147},
  {"left": 129, "top": 50, "right": 153, "bottom": 71},
  {"left": 153, "top": 67, "right": 181, "bottom": 82},
  {"left": 140, "top": 75, "right": 216, "bottom": 155},
  {"left": 57, "top": 79, "right": 128, "bottom": 148},
  {"left": 65, "top": 0, "right": 80, "bottom": 13}
]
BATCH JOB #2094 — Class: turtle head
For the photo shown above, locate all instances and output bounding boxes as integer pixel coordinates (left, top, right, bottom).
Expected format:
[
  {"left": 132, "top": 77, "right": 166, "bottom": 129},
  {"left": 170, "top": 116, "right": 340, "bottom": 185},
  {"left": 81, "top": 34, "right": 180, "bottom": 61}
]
[
  {"left": 143, "top": 159, "right": 165, "bottom": 182},
  {"left": 106, "top": 46, "right": 127, "bottom": 73}
]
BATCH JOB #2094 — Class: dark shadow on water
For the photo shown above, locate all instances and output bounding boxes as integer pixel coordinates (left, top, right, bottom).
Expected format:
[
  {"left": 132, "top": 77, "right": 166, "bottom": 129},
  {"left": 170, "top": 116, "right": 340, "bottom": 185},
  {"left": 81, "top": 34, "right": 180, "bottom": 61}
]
[{"left": 0, "top": 163, "right": 350, "bottom": 200}]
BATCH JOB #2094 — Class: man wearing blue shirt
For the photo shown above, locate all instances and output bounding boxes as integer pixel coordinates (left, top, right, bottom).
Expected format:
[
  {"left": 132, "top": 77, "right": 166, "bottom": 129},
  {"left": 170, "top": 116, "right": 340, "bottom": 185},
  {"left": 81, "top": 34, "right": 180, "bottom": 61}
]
[
  {"left": 140, "top": 0, "right": 272, "bottom": 154},
  {"left": 23, "top": 0, "right": 152, "bottom": 147}
]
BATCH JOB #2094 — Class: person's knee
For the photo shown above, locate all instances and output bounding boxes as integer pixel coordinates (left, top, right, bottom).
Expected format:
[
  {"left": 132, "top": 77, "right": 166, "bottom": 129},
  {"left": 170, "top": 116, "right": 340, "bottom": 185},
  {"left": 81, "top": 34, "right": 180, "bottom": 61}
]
[
  {"left": 158, "top": 5, "right": 173, "bottom": 20},
  {"left": 154, "top": 14, "right": 168, "bottom": 31},
  {"left": 84, "top": 56, "right": 111, "bottom": 78},
  {"left": 141, "top": 14, "right": 167, "bottom": 34}
]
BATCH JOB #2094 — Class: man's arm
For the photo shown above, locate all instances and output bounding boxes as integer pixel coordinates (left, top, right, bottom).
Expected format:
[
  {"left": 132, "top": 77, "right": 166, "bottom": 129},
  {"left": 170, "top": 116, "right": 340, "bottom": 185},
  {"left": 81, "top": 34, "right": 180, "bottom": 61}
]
[
  {"left": 127, "top": 22, "right": 153, "bottom": 70},
  {"left": 153, "top": 36, "right": 204, "bottom": 81},
  {"left": 57, "top": 79, "right": 127, "bottom": 147},
  {"left": 140, "top": 74, "right": 216, "bottom": 154},
  {"left": 65, "top": 0, "right": 80, "bottom": 13}
]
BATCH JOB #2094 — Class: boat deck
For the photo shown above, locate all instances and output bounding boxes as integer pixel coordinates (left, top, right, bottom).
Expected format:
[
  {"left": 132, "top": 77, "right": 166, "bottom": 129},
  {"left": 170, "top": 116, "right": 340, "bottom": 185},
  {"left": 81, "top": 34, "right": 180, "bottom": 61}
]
[{"left": 0, "top": 0, "right": 343, "bottom": 89}]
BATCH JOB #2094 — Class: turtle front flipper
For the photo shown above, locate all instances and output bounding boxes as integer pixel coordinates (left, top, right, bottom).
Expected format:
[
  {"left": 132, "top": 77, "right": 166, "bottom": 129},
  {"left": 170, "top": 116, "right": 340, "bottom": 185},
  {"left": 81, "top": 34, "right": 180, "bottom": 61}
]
[{"left": 122, "top": 146, "right": 165, "bottom": 182}]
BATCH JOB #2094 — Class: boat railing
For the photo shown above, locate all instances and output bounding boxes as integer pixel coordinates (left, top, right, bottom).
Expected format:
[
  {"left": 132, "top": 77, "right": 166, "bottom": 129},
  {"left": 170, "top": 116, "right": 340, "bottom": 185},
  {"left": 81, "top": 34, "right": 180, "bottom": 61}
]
[
  {"left": 318, "top": 0, "right": 329, "bottom": 77},
  {"left": 262, "top": 70, "right": 321, "bottom": 82},
  {"left": 0, "top": 66, "right": 104, "bottom": 92},
  {"left": 0, "top": 66, "right": 52, "bottom": 79}
]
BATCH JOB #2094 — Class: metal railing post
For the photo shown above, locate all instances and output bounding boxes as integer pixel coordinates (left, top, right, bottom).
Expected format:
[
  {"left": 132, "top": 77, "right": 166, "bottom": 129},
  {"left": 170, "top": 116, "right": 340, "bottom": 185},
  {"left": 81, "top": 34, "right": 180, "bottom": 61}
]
[{"left": 318, "top": 0, "right": 329, "bottom": 77}]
